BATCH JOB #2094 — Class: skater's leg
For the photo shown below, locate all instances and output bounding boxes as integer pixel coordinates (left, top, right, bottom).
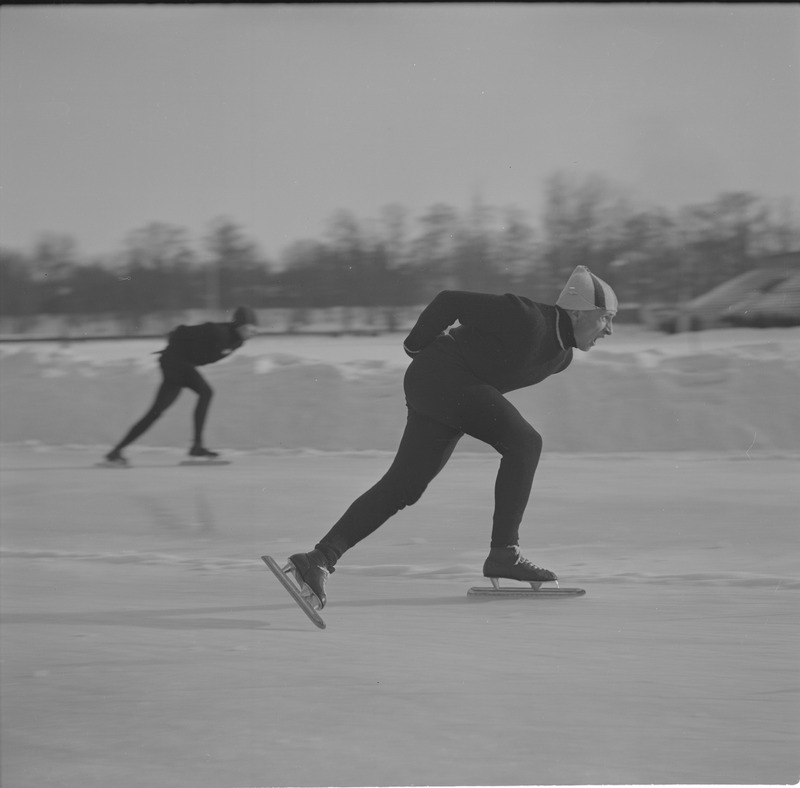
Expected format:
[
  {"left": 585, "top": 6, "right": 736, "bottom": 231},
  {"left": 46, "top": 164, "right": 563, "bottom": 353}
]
[
  {"left": 182, "top": 369, "right": 213, "bottom": 447},
  {"left": 110, "top": 379, "right": 182, "bottom": 454},
  {"left": 315, "top": 410, "right": 462, "bottom": 565},
  {"left": 454, "top": 385, "right": 542, "bottom": 548}
]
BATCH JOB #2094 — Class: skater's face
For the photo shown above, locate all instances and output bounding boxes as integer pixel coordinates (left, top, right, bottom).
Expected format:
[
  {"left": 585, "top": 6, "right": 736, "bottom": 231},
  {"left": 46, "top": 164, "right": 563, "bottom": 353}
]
[
  {"left": 236, "top": 323, "right": 258, "bottom": 341},
  {"left": 570, "top": 308, "right": 614, "bottom": 351}
]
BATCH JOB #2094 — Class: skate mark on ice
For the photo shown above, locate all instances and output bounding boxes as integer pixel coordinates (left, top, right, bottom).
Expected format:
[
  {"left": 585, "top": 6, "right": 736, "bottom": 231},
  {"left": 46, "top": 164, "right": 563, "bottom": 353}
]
[
  {"left": 3, "top": 604, "right": 272, "bottom": 631},
  {"left": 0, "top": 548, "right": 259, "bottom": 572},
  {"left": 581, "top": 571, "right": 800, "bottom": 589}
]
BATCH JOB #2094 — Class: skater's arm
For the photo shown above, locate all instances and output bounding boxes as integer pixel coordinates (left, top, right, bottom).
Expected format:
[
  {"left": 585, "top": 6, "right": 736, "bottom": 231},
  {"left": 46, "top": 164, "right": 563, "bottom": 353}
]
[
  {"left": 403, "top": 291, "right": 524, "bottom": 354},
  {"left": 203, "top": 323, "right": 243, "bottom": 360}
]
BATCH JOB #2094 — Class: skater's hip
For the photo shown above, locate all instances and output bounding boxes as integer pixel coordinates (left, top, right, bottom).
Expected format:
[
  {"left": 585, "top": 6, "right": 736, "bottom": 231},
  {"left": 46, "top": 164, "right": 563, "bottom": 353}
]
[
  {"left": 159, "top": 352, "right": 202, "bottom": 385},
  {"left": 404, "top": 352, "right": 497, "bottom": 431}
]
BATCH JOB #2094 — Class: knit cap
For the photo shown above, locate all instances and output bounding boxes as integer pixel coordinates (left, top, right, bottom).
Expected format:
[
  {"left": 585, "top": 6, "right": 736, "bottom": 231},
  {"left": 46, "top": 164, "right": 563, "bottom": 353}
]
[
  {"left": 232, "top": 305, "right": 258, "bottom": 327},
  {"left": 556, "top": 266, "right": 618, "bottom": 312}
]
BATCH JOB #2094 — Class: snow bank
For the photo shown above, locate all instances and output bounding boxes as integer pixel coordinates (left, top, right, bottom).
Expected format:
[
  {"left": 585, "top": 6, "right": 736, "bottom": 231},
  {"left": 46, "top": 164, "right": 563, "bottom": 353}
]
[{"left": 2, "top": 326, "right": 799, "bottom": 453}]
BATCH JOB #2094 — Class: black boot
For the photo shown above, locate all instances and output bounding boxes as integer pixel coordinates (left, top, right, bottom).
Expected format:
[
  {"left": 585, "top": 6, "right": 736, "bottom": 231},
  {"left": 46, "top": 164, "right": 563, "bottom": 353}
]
[
  {"left": 189, "top": 445, "right": 219, "bottom": 458},
  {"left": 287, "top": 550, "right": 333, "bottom": 609},
  {"left": 104, "top": 450, "right": 129, "bottom": 467},
  {"left": 483, "top": 546, "right": 557, "bottom": 583}
]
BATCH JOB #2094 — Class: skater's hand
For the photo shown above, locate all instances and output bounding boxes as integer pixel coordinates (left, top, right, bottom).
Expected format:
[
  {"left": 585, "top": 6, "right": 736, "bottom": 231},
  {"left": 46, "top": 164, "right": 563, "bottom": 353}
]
[{"left": 403, "top": 342, "right": 422, "bottom": 359}]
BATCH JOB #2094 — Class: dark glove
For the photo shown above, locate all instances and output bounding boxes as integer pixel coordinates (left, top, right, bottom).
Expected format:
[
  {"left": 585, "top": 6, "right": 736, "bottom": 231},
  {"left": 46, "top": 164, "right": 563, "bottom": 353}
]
[{"left": 403, "top": 341, "right": 422, "bottom": 359}]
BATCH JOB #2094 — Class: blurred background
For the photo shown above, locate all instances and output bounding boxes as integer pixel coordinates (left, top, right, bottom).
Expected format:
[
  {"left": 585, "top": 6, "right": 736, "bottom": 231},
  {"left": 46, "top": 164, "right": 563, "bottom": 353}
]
[
  {"left": 2, "top": 11, "right": 798, "bottom": 788},
  {"left": 1, "top": 4, "right": 798, "bottom": 341}
]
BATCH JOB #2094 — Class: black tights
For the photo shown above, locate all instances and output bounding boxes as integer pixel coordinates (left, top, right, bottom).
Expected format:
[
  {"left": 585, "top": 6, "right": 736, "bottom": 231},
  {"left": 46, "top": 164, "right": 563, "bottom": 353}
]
[
  {"left": 316, "top": 356, "right": 543, "bottom": 565},
  {"left": 112, "top": 356, "right": 213, "bottom": 452}
]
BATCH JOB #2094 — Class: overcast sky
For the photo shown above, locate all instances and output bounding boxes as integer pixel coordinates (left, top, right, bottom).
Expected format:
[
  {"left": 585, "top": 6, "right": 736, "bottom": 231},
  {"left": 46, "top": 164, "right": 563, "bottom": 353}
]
[{"left": 1, "top": 3, "right": 798, "bottom": 260}]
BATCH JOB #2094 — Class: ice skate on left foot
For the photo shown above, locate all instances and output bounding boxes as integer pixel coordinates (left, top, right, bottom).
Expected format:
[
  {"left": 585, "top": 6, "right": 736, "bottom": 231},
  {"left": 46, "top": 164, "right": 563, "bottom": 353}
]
[
  {"left": 482, "top": 545, "right": 558, "bottom": 590},
  {"left": 261, "top": 553, "right": 328, "bottom": 629},
  {"left": 285, "top": 550, "right": 333, "bottom": 610},
  {"left": 97, "top": 450, "right": 129, "bottom": 468}
]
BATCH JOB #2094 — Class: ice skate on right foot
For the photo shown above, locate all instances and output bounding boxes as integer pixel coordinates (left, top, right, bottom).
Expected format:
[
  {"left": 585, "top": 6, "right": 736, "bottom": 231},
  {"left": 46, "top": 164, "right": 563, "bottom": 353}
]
[
  {"left": 286, "top": 550, "right": 332, "bottom": 610},
  {"left": 189, "top": 445, "right": 219, "bottom": 458},
  {"left": 482, "top": 545, "right": 558, "bottom": 590}
]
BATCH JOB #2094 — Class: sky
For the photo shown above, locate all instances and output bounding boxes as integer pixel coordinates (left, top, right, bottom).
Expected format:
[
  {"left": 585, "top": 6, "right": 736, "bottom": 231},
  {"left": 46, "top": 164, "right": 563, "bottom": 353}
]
[{"left": 1, "top": 3, "right": 798, "bottom": 262}]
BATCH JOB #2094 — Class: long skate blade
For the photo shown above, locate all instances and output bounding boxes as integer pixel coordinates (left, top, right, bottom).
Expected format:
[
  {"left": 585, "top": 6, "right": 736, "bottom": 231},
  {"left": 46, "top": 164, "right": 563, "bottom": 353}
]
[
  {"left": 178, "top": 459, "right": 231, "bottom": 466},
  {"left": 261, "top": 556, "right": 326, "bottom": 629},
  {"left": 490, "top": 577, "right": 542, "bottom": 591},
  {"left": 468, "top": 586, "right": 585, "bottom": 598}
]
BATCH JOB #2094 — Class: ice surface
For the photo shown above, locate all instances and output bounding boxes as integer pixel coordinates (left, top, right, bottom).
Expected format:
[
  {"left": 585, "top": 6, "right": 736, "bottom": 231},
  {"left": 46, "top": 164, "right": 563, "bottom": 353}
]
[{"left": 1, "top": 328, "right": 799, "bottom": 787}]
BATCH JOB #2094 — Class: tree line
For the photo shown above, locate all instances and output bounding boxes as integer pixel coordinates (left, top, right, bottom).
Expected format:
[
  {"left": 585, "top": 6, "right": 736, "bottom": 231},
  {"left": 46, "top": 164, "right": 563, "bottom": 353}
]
[{"left": 2, "top": 172, "right": 798, "bottom": 321}]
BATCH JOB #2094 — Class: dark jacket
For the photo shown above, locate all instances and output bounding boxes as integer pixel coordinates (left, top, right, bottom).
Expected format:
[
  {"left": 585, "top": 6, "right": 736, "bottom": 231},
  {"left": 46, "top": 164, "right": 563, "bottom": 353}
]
[
  {"left": 160, "top": 322, "right": 243, "bottom": 367},
  {"left": 403, "top": 290, "right": 575, "bottom": 393}
]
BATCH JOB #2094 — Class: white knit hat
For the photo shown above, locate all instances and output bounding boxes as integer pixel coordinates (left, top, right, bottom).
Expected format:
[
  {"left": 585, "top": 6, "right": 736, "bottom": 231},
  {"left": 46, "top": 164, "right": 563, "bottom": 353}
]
[{"left": 556, "top": 266, "right": 618, "bottom": 312}]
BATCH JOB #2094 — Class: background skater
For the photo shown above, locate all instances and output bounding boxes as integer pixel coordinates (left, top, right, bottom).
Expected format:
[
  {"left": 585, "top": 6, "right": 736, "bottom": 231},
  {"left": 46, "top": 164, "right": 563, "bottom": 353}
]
[
  {"left": 103, "top": 305, "right": 258, "bottom": 466},
  {"left": 282, "top": 266, "right": 617, "bottom": 609}
]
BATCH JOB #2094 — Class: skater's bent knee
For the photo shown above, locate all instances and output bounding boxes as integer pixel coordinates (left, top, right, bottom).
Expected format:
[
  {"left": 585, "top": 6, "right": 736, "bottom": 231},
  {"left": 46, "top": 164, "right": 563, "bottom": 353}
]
[
  {"left": 499, "top": 426, "right": 542, "bottom": 459},
  {"left": 397, "top": 484, "right": 426, "bottom": 509},
  {"left": 522, "top": 426, "right": 543, "bottom": 455},
  {"left": 380, "top": 476, "right": 428, "bottom": 510}
]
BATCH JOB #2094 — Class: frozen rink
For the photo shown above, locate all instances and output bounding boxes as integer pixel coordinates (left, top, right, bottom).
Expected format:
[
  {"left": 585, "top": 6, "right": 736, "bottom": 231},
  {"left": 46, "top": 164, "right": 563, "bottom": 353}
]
[{"left": 1, "top": 327, "right": 799, "bottom": 787}]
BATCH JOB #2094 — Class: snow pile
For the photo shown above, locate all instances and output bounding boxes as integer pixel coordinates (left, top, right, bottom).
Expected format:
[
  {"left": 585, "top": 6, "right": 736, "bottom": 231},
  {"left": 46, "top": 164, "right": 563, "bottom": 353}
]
[{"left": 1, "top": 326, "right": 799, "bottom": 453}]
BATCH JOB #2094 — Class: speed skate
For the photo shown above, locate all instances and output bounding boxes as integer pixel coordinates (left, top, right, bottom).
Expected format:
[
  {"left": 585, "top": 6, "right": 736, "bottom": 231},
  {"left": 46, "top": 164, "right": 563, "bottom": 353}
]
[
  {"left": 178, "top": 459, "right": 231, "bottom": 466},
  {"left": 468, "top": 578, "right": 585, "bottom": 598},
  {"left": 261, "top": 555, "right": 326, "bottom": 629}
]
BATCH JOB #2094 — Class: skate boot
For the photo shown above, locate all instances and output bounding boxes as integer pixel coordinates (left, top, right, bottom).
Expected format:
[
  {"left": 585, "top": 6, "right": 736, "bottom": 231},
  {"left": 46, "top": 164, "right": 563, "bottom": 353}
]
[
  {"left": 286, "top": 550, "right": 333, "bottom": 610},
  {"left": 189, "top": 445, "right": 219, "bottom": 458},
  {"left": 103, "top": 450, "right": 129, "bottom": 467},
  {"left": 482, "top": 545, "right": 557, "bottom": 590}
]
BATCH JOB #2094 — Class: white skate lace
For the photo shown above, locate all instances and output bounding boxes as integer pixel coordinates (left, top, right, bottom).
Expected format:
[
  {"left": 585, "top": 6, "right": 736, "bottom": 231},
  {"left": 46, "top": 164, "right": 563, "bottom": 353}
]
[
  {"left": 503, "top": 547, "right": 557, "bottom": 586},
  {"left": 516, "top": 555, "right": 546, "bottom": 571},
  {"left": 505, "top": 547, "right": 541, "bottom": 570}
]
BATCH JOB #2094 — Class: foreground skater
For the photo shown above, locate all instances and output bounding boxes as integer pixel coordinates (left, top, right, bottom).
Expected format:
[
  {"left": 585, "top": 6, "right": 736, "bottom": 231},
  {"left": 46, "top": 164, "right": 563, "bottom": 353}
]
[
  {"left": 103, "top": 305, "right": 258, "bottom": 466},
  {"left": 283, "top": 266, "right": 617, "bottom": 609}
]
